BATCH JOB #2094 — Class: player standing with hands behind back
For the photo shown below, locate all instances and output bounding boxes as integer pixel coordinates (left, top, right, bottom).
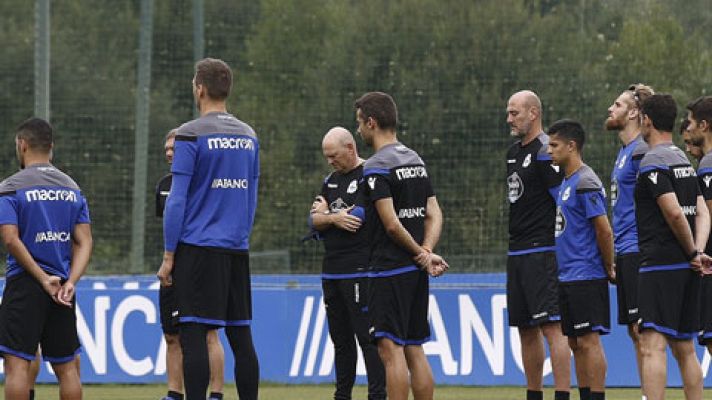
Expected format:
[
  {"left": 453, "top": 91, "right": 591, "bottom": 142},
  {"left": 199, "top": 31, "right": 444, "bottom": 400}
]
[
  {"left": 547, "top": 119, "right": 614, "bottom": 400},
  {"left": 355, "top": 91, "right": 447, "bottom": 400},
  {"left": 0, "top": 118, "right": 93, "bottom": 400},
  {"left": 635, "top": 94, "right": 710, "bottom": 400}
]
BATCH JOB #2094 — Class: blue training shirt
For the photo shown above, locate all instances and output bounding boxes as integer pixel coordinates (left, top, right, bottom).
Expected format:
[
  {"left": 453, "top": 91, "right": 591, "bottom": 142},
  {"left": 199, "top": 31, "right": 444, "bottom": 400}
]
[
  {"left": 555, "top": 164, "right": 608, "bottom": 282},
  {"left": 611, "top": 135, "right": 648, "bottom": 255},
  {"left": 164, "top": 112, "right": 259, "bottom": 252},
  {"left": 0, "top": 163, "right": 91, "bottom": 279}
]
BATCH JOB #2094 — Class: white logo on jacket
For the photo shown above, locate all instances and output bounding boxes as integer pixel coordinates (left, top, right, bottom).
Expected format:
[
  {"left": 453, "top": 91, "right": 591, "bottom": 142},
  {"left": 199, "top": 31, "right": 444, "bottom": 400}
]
[{"left": 648, "top": 172, "right": 658, "bottom": 185}]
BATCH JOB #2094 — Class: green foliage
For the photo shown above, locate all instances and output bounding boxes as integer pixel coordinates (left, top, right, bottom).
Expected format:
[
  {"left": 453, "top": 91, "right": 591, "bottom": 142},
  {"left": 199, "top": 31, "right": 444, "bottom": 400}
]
[{"left": 0, "top": 0, "right": 709, "bottom": 273}]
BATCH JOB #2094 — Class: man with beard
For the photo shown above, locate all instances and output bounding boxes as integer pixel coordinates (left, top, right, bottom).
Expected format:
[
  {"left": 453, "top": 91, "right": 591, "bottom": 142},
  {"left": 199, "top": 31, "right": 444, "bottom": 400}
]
[
  {"left": 683, "top": 96, "right": 712, "bottom": 357},
  {"left": 505, "top": 90, "right": 571, "bottom": 400},
  {"left": 635, "top": 94, "right": 710, "bottom": 400},
  {"left": 604, "top": 83, "right": 653, "bottom": 390}
]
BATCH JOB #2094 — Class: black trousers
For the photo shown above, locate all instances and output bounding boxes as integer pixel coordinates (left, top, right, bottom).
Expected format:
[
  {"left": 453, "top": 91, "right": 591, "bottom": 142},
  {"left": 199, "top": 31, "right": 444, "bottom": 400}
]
[{"left": 322, "top": 278, "right": 385, "bottom": 400}]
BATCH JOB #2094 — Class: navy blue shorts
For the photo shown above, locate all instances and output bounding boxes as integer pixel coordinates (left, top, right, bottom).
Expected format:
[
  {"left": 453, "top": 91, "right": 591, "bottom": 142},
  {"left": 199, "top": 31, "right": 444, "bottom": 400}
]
[
  {"left": 559, "top": 279, "right": 611, "bottom": 337},
  {"left": 368, "top": 267, "right": 430, "bottom": 346},
  {"left": 173, "top": 243, "right": 252, "bottom": 328},
  {"left": 507, "top": 251, "right": 560, "bottom": 327},
  {"left": 0, "top": 273, "right": 80, "bottom": 363}
]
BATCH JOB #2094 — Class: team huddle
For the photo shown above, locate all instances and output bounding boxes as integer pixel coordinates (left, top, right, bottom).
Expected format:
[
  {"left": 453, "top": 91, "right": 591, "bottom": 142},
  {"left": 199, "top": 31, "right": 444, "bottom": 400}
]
[{"left": 506, "top": 87, "right": 712, "bottom": 400}]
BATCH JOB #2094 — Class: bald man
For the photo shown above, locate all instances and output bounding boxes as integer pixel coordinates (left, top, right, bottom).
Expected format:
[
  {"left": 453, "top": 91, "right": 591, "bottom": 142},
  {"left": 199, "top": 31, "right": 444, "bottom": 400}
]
[
  {"left": 505, "top": 91, "right": 572, "bottom": 400},
  {"left": 309, "top": 127, "right": 386, "bottom": 400}
]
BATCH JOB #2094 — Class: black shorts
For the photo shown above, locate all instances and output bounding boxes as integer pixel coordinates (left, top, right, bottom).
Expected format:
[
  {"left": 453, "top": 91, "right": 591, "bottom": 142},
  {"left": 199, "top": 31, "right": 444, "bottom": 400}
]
[
  {"left": 322, "top": 277, "right": 371, "bottom": 343},
  {"left": 368, "top": 267, "right": 430, "bottom": 345},
  {"left": 159, "top": 284, "right": 179, "bottom": 335},
  {"left": 700, "top": 276, "right": 712, "bottom": 344},
  {"left": 507, "top": 251, "right": 560, "bottom": 327},
  {"left": 558, "top": 279, "right": 611, "bottom": 337},
  {"left": 615, "top": 252, "right": 641, "bottom": 325},
  {"left": 639, "top": 267, "right": 700, "bottom": 340},
  {"left": 0, "top": 273, "right": 80, "bottom": 363},
  {"left": 173, "top": 243, "right": 252, "bottom": 327}
]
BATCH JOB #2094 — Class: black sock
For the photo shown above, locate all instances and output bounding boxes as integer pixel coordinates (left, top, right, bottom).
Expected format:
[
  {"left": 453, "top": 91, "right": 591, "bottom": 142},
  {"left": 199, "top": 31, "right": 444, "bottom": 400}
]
[
  {"left": 29, "top": 389, "right": 35, "bottom": 400},
  {"left": 527, "top": 390, "right": 543, "bottom": 400},
  {"left": 578, "top": 387, "right": 591, "bottom": 400},
  {"left": 226, "top": 326, "right": 259, "bottom": 400},
  {"left": 590, "top": 392, "right": 605, "bottom": 400},
  {"left": 209, "top": 392, "right": 223, "bottom": 400},
  {"left": 179, "top": 323, "right": 210, "bottom": 400},
  {"left": 555, "top": 390, "right": 570, "bottom": 400},
  {"left": 167, "top": 390, "right": 184, "bottom": 400}
]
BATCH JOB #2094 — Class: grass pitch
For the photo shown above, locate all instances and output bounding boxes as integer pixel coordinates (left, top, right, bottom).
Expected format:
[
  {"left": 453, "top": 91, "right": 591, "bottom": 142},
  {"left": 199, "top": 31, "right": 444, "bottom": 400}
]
[{"left": 22, "top": 383, "right": 709, "bottom": 399}]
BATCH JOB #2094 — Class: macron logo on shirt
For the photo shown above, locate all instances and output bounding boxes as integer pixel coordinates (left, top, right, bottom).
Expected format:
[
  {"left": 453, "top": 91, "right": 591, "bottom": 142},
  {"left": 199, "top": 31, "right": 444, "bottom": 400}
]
[
  {"left": 25, "top": 189, "right": 77, "bottom": 203},
  {"left": 207, "top": 137, "right": 255, "bottom": 151}
]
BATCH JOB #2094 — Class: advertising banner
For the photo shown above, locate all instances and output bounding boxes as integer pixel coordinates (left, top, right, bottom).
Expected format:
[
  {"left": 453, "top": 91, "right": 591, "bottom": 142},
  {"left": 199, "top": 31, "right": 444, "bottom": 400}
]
[{"left": 0, "top": 274, "right": 710, "bottom": 386}]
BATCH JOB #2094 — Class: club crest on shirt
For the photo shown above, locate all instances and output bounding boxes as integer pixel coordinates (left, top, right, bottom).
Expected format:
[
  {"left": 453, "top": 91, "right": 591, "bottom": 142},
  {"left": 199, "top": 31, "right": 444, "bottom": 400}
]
[
  {"left": 507, "top": 172, "right": 524, "bottom": 203},
  {"left": 368, "top": 176, "right": 376, "bottom": 190},
  {"left": 330, "top": 197, "right": 349, "bottom": 212},
  {"left": 555, "top": 206, "right": 566, "bottom": 237},
  {"left": 648, "top": 172, "right": 658, "bottom": 185},
  {"left": 618, "top": 154, "right": 627, "bottom": 169},
  {"left": 561, "top": 186, "right": 571, "bottom": 201},
  {"left": 347, "top": 179, "right": 358, "bottom": 194},
  {"left": 522, "top": 153, "right": 531, "bottom": 168},
  {"left": 704, "top": 175, "right": 712, "bottom": 188}
]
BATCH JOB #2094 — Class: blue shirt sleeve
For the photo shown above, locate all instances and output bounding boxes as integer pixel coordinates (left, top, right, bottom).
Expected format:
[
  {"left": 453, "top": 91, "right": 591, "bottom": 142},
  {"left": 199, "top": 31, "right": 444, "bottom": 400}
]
[
  {"left": 0, "top": 196, "right": 18, "bottom": 225},
  {"left": 248, "top": 141, "right": 260, "bottom": 229},
  {"left": 171, "top": 139, "right": 198, "bottom": 176},
  {"left": 583, "top": 190, "right": 607, "bottom": 219},
  {"left": 163, "top": 172, "right": 191, "bottom": 252},
  {"left": 76, "top": 197, "right": 91, "bottom": 224}
]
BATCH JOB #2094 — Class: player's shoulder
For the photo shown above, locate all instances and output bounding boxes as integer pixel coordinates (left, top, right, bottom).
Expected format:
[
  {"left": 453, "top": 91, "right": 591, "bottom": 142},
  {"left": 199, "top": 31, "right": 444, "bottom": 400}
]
[
  {"left": 506, "top": 140, "right": 522, "bottom": 156},
  {"left": 631, "top": 136, "right": 649, "bottom": 159},
  {"left": 8, "top": 165, "right": 81, "bottom": 192},
  {"left": 176, "top": 112, "right": 256, "bottom": 139},
  {"left": 323, "top": 171, "right": 334, "bottom": 184},
  {"left": 640, "top": 144, "right": 683, "bottom": 169},
  {"left": 364, "top": 143, "right": 423, "bottom": 174},
  {"left": 699, "top": 152, "right": 712, "bottom": 171},
  {"left": 576, "top": 164, "right": 603, "bottom": 192},
  {"left": 0, "top": 170, "right": 24, "bottom": 195}
]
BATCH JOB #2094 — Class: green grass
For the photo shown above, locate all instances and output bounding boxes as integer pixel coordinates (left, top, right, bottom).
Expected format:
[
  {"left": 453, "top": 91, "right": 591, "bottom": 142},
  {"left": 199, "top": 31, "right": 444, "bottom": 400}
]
[{"left": 19, "top": 383, "right": 712, "bottom": 399}]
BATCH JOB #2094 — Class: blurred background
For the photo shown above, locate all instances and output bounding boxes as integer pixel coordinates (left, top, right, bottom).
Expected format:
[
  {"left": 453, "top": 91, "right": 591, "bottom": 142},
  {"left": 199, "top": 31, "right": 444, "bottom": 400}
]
[{"left": 0, "top": 0, "right": 710, "bottom": 275}]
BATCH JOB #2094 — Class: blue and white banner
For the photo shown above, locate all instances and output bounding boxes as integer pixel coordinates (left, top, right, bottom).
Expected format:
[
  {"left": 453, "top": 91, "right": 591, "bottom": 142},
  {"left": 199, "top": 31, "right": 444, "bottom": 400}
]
[{"left": 1, "top": 274, "right": 711, "bottom": 386}]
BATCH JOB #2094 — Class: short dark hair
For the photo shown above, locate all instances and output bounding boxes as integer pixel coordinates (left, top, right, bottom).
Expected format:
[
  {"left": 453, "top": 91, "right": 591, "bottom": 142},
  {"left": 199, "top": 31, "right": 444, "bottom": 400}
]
[
  {"left": 16, "top": 117, "right": 53, "bottom": 153},
  {"left": 679, "top": 118, "right": 690, "bottom": 135},
  {"left": 354, "top": 92, "right": 398, "bottom": 130},
  {"left": 547, "top": 119, "right": 586, "bottom": 151},
  {"left": 194, "top": 58, "right": 232, "bottom": 100},
  {"left": 640, "top": 94, "right": 677, "bottom": 132},
  {"left": 687, "top": 96, "right": 712, "bottom": 131}
]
